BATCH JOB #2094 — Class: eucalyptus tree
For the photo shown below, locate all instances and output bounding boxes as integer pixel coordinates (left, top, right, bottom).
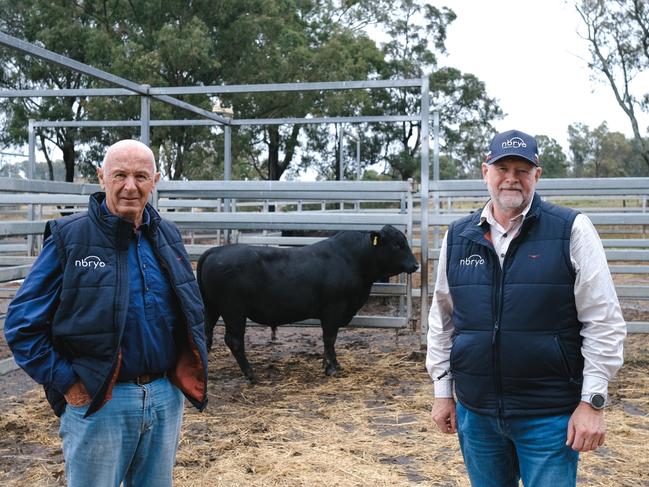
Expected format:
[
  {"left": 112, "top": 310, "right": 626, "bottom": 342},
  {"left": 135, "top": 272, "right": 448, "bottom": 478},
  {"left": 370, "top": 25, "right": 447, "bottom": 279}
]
[
  {"left": 0, "top": 0, "right": 119, "bottom": 181},
  {"left": 0, "top": 0, "right": 221, "bottom": 181},
  {"left": 295, "top": 0, "right": 503, "bottom": 181},
  {"left": 535, "top": 135, "right": 569, "bottom": 178},
  {"left": 1, "top": 0, "right": 503, "bottom": 183},
  {"left": 577, "top": 0, "right": 649, "bottom": 168},
  {"left": 567, "top": 122, "right": 646, "bottom": 177}
]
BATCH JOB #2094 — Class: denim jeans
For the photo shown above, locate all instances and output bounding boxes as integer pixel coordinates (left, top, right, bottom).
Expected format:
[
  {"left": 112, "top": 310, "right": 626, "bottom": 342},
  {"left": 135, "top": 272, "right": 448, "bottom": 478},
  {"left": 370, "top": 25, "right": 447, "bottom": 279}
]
[
  {"left": 456, "top": 401, "right": 578, "bottom": 487},
  {"left": 59, "top": 378, "right": 184, "bottom": 487}
]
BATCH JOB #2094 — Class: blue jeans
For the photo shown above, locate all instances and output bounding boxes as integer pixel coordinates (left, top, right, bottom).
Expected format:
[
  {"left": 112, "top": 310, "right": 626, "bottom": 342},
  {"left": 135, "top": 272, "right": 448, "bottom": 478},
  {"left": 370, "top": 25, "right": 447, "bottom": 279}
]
[
  {"left": 456, "top": 402, "right": 578, "bottom": 487},
  {"left": 59, "top": 378, "right": 184, "bottom": 487}
]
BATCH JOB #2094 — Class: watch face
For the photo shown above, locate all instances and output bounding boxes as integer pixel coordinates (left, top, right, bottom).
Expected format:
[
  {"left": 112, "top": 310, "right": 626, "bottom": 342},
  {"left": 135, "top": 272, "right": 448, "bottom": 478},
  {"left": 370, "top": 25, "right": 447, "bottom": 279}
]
[{"left": 590, "top": 393, "right": 605, "bottom": 409}]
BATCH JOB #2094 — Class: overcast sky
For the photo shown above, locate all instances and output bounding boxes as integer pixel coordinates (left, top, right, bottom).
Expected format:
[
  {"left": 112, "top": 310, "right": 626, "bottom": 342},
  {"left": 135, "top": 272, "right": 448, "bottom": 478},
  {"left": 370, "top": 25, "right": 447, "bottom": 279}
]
[{"left": 436, "top": 0, "right": 649, "bottom": 152}]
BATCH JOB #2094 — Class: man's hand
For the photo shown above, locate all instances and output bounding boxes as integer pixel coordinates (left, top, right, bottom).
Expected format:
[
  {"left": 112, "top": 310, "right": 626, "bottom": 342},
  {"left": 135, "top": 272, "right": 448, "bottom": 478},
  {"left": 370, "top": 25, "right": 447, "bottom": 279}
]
[
  {"left": 566, "top": 401, "right": 605, "bottom": 452},
  {"left": 431, "top": 397, "right": 457, "bottom": 434},
  {"left": 64, "top": 381, "right": 91, "bottom": 407}
]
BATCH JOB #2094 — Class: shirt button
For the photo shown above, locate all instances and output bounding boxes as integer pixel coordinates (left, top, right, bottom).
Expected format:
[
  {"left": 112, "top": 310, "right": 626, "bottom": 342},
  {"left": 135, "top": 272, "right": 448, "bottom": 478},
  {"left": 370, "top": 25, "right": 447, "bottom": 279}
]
[
  {"left": 500, "top": 253, "right": 505, "bottom": 258},
  {"left": 503, "top": 233, "right": 508, "bottom": 238}
]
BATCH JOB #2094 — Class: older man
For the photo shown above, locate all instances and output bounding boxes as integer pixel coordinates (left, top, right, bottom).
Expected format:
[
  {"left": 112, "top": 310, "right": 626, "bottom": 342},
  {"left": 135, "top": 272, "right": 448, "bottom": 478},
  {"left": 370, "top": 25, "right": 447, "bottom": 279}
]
[
  {"left": 4, "top": 139, "right": 208, "bottom": 487},
  {"left": 426, "top": 130, "right": 626, "bottom": 487}
]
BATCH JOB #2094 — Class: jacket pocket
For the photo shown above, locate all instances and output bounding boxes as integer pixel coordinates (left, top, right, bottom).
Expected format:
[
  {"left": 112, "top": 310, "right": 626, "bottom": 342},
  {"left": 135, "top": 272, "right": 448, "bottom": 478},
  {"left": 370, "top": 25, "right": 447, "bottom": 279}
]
[{"left": 554, "top": 335, "right": 579, "bottom": 384}]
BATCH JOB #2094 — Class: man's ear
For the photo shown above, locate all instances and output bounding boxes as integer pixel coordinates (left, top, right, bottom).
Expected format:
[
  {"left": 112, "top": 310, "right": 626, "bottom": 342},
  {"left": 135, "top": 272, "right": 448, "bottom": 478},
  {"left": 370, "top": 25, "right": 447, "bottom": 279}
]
[
  {"left": 370, "top": 231, "right": 381, "bottom": 247},
  {"left": 97, "top": 167, "right": 105, "bottom": 190}
]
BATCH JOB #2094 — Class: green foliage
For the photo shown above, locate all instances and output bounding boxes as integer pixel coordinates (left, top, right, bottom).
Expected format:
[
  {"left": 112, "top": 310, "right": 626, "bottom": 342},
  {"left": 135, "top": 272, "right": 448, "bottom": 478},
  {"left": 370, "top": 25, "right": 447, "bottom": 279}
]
[
  {"left": 0, "top": 0, "right": 503, "bottom": 183},
  {"left": 430, "top": 67, "right": 502, "bottom": 178},
  {"left": 567, "top": 122, "right": 648, "bottom": 177},
  {"left": 535, "top": 135, "right": 568, "bottom": 178}
]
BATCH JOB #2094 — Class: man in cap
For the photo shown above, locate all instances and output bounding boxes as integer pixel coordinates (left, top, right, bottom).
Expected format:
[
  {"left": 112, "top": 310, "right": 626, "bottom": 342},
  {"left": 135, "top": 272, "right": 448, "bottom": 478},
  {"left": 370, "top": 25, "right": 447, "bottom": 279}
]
[{"left": 426, "top": 130, "right": 626, "bottom": 486}]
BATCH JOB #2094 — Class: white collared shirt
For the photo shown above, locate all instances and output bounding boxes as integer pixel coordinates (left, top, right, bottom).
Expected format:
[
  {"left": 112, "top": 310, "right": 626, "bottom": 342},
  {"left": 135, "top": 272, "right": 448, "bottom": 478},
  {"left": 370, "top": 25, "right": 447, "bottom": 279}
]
[{"left": 426, "top": 199, "right": 626, "bottom": 402}]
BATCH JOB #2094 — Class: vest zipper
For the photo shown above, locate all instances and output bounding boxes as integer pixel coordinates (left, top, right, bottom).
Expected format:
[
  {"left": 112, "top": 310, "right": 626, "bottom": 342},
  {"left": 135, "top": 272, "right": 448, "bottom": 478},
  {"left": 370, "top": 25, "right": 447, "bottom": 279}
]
[
  {"left": 493, "top": 260, "right": 505, "bottom": 418},
  {"left": 493, "top": 232, "right": 523, "bottom": 417}
]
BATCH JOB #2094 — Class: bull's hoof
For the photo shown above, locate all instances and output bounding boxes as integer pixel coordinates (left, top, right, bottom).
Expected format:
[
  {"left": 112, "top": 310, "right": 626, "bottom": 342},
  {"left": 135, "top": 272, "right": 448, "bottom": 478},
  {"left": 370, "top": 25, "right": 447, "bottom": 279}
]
[
  {"left": 243, "top": 368, "right": 257, "bottom": 384},
  {"left": 324, "top": 364, "right": 341, "bottom": 377}
]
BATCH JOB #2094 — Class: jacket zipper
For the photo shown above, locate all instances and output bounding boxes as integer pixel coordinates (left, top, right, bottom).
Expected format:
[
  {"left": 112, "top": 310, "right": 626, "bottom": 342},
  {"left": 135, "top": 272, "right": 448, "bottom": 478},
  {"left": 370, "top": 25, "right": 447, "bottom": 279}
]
[{"left": 492, "top": 254, "right": 505, "bottom": 418}]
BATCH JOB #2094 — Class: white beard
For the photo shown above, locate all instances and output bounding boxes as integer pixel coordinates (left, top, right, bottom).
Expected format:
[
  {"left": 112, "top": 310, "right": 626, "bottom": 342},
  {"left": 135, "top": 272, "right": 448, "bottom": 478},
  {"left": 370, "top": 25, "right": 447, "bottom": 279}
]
[{"left": 489, "top": 187, "right": 526, "bottom": 212}]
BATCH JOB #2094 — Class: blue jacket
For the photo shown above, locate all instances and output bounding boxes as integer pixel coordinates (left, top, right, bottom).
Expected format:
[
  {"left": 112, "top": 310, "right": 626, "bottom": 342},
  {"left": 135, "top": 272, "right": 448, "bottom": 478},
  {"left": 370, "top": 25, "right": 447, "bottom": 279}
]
[
  {"left": 446, "top": 193, "right": 582, "bottom": 417},
  {"left": 7, "top": 192, "right": 208, "bottom": 417}
]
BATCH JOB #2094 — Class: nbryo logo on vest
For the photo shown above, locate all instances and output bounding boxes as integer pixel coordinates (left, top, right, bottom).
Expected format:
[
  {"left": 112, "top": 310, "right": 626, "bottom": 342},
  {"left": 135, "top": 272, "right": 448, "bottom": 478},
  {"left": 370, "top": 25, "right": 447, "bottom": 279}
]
[
  {"left": 74, "top": 255, "right": 106, "bottom": 269},
  {"left": 459, "top": 254, "right": 485, "bottom": 267}
]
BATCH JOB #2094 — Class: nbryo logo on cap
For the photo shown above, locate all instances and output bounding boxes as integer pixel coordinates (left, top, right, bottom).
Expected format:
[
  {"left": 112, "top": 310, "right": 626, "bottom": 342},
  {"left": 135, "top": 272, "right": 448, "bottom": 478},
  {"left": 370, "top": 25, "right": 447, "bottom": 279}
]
[{"left": 502, "top": 137, "right": 527, "bottom": 149}]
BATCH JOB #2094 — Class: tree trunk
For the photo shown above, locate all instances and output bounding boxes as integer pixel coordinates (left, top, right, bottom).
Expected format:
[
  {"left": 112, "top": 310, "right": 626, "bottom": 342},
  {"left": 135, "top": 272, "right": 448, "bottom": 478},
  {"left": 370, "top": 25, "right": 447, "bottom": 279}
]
[
  {"left": 62, "top": 140, "right": 75, "bottom": 182},
  {"left": 267, "top": 127, "right": 280, "bottom": 180}
]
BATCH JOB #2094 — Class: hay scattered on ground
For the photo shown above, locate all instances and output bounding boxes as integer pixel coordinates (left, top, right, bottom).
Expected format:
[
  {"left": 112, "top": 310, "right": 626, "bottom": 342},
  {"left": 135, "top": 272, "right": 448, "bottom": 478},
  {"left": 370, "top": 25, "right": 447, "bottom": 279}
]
[{"left": 1, "top": 328, "right": 647, "bottom": 486}]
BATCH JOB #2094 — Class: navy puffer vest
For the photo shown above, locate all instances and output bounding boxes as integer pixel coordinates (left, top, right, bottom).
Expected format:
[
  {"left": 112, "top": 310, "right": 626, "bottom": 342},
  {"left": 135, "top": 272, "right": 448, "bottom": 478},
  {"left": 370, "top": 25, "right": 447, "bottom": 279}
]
[
  {"left": 447, "top": 193, "right": 582, "bottom": 417},
  {"left": 44, "top": 192, "right": 207, "bottom": 417}
]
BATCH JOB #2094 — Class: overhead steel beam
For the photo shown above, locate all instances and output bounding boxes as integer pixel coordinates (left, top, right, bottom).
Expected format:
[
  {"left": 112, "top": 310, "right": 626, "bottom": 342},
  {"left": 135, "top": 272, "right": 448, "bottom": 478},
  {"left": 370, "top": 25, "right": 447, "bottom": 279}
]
[
  {"left": 0, "top": 31, "right": 230, "bottom": 124},
  {"left": 0, "top": 79, "right": 422, "bottom": 98},
  {"left": 32, "top": 114, "right": 420, "bottom": 129},
  {"left": 148, "top": 79, "right": 423, "bottom": 94},
  {"left": 0, "top": 32, "right": 146, "bottom": 92},
  {"left": 0, "top": 88, "right": 133, "bottom": 97},
  {"left": 230, "top": 115, "right": 420, "bottom": 126}
]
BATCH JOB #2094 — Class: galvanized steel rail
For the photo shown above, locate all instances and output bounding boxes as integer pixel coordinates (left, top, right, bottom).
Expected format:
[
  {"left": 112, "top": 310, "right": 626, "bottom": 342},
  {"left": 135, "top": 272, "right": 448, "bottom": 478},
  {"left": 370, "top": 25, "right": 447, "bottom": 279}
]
[{"left": 0, "top": 177, "right": 647, "bottom": 337}]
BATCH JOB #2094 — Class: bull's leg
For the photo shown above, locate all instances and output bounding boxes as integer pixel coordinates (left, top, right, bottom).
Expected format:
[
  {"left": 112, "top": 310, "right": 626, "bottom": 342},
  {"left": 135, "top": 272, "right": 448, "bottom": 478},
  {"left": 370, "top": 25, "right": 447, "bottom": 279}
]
[
  {"left": 321, "top": 325, "right": 341, "bottom": 377},
  {"left": 223, "top": 320, "right": 256, "bottom": 382},
  {"left": 204, "top": 306, "right": 219, "bottom": 351}
]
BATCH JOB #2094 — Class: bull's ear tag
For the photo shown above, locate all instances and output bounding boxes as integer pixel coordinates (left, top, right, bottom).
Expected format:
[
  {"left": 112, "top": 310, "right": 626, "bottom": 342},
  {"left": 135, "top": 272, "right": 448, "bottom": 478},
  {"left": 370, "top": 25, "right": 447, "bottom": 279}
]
[{"left": 371, "top": 233, "right": 380, "bottom": 246}]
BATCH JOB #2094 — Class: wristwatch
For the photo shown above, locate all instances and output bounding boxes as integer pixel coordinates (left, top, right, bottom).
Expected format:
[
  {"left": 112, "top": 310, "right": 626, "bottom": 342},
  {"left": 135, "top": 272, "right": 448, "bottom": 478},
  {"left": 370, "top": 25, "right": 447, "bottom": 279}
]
[{"left": 588, "top": 393, "right": 606, "bottom": 410}]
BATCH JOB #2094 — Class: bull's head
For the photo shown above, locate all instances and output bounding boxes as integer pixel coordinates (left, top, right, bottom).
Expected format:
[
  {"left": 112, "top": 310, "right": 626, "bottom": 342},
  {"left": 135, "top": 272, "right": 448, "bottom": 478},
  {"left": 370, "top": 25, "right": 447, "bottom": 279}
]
[{"left": 370, "top": 225, "right": 419, "bottom": 278}]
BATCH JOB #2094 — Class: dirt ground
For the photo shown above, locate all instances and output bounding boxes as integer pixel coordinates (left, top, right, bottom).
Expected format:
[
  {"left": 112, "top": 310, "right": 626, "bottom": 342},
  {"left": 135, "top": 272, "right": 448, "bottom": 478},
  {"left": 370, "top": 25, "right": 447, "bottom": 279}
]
[{"left": 1, "top": 320, "right": 648, "bottom": 486}]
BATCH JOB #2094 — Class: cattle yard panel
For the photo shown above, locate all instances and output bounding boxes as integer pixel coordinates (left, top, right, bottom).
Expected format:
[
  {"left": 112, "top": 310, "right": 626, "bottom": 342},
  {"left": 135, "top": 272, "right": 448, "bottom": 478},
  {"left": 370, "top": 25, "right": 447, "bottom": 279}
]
[
  {"left": 0, "top": 177, "right": 647, "bottom": 337},
  {"left": 0, "top": 178, "right": 100, "bottom": 280},
  {"left": 422, "top": 177, "right": 649, "bottom": 341}
]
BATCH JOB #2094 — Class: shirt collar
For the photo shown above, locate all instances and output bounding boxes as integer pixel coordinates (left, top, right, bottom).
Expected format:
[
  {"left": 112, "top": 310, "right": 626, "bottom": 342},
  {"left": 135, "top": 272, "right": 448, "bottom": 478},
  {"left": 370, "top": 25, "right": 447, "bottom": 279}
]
[
  {"left": 478, "top": 198, "right": 534, "bottom": 227},
  {"left": 100, "top": 200, "right": 150, "bottom": 229}
]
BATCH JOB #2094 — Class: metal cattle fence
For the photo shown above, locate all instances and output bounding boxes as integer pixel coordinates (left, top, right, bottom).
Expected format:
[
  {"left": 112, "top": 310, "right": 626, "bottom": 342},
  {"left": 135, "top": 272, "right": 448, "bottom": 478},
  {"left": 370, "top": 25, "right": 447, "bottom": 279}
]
[
  {"left": 0, "top": 178, "right": 416, "bottom": 333},
  {"left": 0, "top": 176, "right": 647, "bottom": 342}
]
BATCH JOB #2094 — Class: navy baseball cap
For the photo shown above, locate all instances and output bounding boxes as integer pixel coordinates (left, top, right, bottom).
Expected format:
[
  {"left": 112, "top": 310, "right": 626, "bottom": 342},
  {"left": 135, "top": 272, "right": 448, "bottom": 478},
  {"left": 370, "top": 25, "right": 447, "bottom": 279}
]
[{"left": 485, "top": 130, "right": 539, "bottom": 166}]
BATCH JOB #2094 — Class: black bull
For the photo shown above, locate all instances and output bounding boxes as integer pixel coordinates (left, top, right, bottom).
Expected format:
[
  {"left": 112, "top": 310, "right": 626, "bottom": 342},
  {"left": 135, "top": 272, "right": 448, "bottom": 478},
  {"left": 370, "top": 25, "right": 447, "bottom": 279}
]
[{"left": 197, "top": 224, "right": 419, "bottom": 380}]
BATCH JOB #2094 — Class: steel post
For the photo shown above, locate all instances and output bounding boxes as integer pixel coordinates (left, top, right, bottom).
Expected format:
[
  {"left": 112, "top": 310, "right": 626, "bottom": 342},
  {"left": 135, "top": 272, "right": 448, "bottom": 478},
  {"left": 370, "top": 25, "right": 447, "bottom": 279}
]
[
  {"left": 27, "top": 119, "right": 36, "bottom": 256},
  {"left": 224, "top": 126, "right": 232, "bottom": 181},
  {"left": 419, "top": 76, "right": 430, "bottom": 343},
  {"left": 140, "top": 85, "right": 150, "bottom": 146}
]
